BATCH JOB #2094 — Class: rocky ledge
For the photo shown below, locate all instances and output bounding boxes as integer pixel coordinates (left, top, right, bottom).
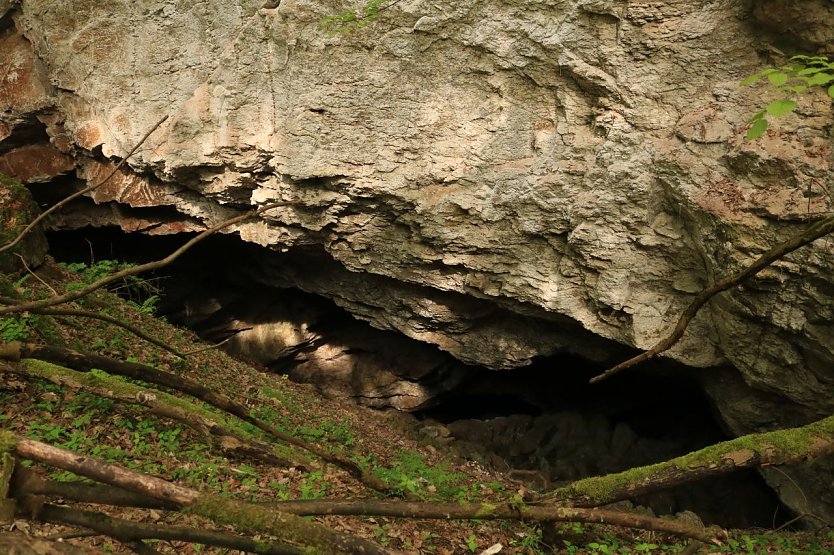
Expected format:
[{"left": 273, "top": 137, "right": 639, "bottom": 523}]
[{"left": 1, "top": 0, "right": 832, "bottom": 521}]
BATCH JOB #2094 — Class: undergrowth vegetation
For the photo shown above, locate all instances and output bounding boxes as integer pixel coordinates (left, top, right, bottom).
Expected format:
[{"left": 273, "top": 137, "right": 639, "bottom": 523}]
[{"left": 1, "top": 260, "right": 832, "bottom": 553}]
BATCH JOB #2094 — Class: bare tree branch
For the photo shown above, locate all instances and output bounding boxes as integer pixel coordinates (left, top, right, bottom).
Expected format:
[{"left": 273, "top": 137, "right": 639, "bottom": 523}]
[
  {"left": 6, "top": 434, "right": 390, "bottom": 554},
  {"left": 2, "top": 341, "right": 392, "bottom": 494},
  {"left": 5, "top": 434, "right": 722, "bottom": 546},
  {"left": 2, "top": 360, "right": 300, "bottom": 468},
  {"left": 34, "top": 307, "right": 184, "bottom": 358},
  {"left": 0, "top": 116, "right": 169, "bottom": 255},
  {"left": 12, "top": 466, "right": 175, "bottom": 510},
  {"left": 0, "top": 201, "right": 293, "bottom": 316},
  {"left": 24, "top": 503, "right": 305, "bottom": 555},
  {"left": 591, "top": 214, "right": 834, "bottom": 383}
]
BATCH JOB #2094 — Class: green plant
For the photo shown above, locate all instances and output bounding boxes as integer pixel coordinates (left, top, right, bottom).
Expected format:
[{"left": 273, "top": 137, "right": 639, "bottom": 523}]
[
  {"left": 0, "top": 314, "right": 31, "bottom": 341},
  {"left": 320, "top": 0, "right": 393, "bottom": 34},
  {"left": 742, "top": 55, "right": 834, "bottom": 139},
  {"left": 60, "top": 259, "right": 159, "bottom": 308},
  {"left": 587, "top": 540, "right": 618, "bottom": 554},
  {"left": 465, "top": 533, "right": 478, "bottom": 552},
  {"left": 373, "top": 524, "right": 392, "bottom": 547},
  {"left": 373, "top": 450, "right": 465, "bottom": 499},
  {"left": 132, "top": 294, "right": 160, "bottom": 314},
  {"left": 299, "top": 470, "right": 330, "bottom": 499},
  {"left": 510, "top": 524, "right": 545, "bottom": 553}
]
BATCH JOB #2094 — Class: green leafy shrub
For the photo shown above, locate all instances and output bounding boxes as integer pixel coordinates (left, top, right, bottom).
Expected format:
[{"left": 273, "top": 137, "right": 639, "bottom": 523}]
[{"left": 742, "top": 55, "right": 834, "bottom": 139}]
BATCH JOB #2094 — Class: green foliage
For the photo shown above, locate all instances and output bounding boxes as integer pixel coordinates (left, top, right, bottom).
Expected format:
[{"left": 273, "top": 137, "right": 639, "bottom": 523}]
[
  {"left": 373, "top": 450, "right": 466, "bottom": 499},
  {"left": 60, "top": 260, "right": 159, "bottom": 310},
  {"left": 61, "top": 260, "right": 135, "bottom": 287},
  {"left": 0, "top": 314, "right": 32, "bottom": 342},
  {"left": 742, "top": 55, "right": 834, "bottom": 139},
  {"left": 509, "top": 524, "right": 545, "bottom": 553},
  {"left": 298, "top": 469, "right": 330, "bottom": 499},
  {"left": 320, "top": 0, "right": 389, "bottom": 34}
]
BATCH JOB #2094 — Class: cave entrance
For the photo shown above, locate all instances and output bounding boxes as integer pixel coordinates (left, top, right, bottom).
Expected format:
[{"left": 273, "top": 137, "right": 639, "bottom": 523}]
[{"left": 45, "top": 226, "right": 789, "bottom": 528}]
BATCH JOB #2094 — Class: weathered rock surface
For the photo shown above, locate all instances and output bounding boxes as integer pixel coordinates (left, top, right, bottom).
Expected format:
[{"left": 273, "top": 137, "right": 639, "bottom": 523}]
[{"left": 1, "top": 0, "right": 833, "bottom": 521}]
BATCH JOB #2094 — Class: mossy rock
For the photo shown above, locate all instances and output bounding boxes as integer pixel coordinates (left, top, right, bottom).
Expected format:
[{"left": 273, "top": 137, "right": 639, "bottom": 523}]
[{"left": 0, "top": 172, "right": 48, "bottom": 273}]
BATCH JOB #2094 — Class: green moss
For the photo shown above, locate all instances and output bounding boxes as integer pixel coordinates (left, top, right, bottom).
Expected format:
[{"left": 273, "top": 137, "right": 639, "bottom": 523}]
[
  {"left": 187, "top": 494, "right": 326, "bottom": 554},
  {"left": 0, "top": 431, "right": 16, "bottom": 455},
  {"left": 474, "top": 502, "right": 497, "bottom": 518},
  {"left": 19, "top": 359, "right": 258, "bottom": 443},
  {"left": 0, "top": 172, "right": 47, "bottom": 273},
  {"left": 555, "top": 414, "right": 834, "bottom": 505}
]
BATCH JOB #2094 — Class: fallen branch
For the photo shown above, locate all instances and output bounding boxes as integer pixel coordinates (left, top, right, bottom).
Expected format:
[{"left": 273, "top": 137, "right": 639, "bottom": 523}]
[
  {"left": 12, "top": 466, "right": 175, "bottom": 510},
  {"left": 541, "top": 413, "right": 834, "bottom": 507},
  {"left": 591, "top": 213, "right": 834, "bottom": 383},
  {"left": 20, "top": 502, "right": 305, "bottom": 555},
  {"left": 120, "top": 539, "right": 162, "bottom": 555},
  {"left": 3, "top": 435, "right": 722, "bottom": 546},
  {"left": 0, "top": 115, "right": 169, "bottom": 255},
  {"left": 2, "top": 360, "right": 299, "bottom": 468},
  {"left": 2, "top": 341, "right": 392, "bottom": 494},
  {"left": 0, "top": 532, "right": 96, "bottom": 554},
  {"left": 0, "top": 200, "right": 292, "bottom": 316},
  {"left": 10, "top": 470, "right": 719, "bottom": 544},
  {"left": 34, "top": 307, "right": 184, "bottom": 358},
  {"left": 262, "top": 498, "right": 720, "bottom": 543},
  {"left": 4, "top": 433, "right": 389, "bottom": 555}
]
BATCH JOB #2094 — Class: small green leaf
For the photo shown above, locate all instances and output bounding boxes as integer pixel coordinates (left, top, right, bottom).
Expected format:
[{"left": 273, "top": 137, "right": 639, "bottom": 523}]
[
  {"left": 765, "top": 98, "right": 797, "bottom": 117},
  {"left": 797, "top": 67, "right": 822, "bottom": 76},
  {"left": 747, "top": 110, "right": 766, "bottom": 123},
  {"left": 805, "top": 73, "right": 834, "bottom": 86},
  {"left": 740, "top": 72, "right": 765, "bottom": 86},
  {"left": 767, "top": 72, "right": 788, "bottom": 86},
  {"left": 786, "top": 85, "right": 807, "bottom": 93},
  {"left": 828, "top": 84, "right": 834, "bottom": 99},
  {"left": 746, "top": 118, "right": 768, "bottom": 140}
]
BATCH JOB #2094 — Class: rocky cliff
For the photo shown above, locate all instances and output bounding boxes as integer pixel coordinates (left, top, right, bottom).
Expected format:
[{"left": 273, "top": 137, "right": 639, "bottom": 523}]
[{"left": 1, "top": 0, "right": 832, "bottom": 521}]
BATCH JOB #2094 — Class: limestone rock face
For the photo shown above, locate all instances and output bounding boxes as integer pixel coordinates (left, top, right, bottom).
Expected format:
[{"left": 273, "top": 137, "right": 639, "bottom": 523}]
[{"left": 1, "top": 0, "right": 833, "bottom": 520}]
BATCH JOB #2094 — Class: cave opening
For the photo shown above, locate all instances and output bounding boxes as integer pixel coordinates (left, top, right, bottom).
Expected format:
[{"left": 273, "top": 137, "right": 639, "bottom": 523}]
[{"left": 45, "top": 225, "right": 790, "bottom": 529}]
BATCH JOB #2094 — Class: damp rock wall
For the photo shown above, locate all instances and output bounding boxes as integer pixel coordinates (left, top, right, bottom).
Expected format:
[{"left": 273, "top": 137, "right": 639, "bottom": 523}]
[{"left": 1, "top": 0, "right": 833, "bottom": 521}]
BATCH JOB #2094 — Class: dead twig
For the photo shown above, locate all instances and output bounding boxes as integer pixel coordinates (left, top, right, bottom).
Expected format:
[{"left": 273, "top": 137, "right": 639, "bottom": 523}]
[
  {"left": 0, "top": 116, "right": 169, "bottom": 255},
  {"left": 14, "top": 254, "right": 58, "bottom": 296},
  {"left": 6, "top": 434, "right": 390, "bottom": 555},
  {"left": 0, "top": 200, "right": 292, "bottom": 316},
  {"left": 2, "top": 341, "right": 393, "bottom": 494},
  {"left": 591, "top": 214, "right": 834, "bottom": 383},
  {"left": 37, "top": 308, "right": 184, "bottom": 358},
  {"left": 25, "top": 503, "right": 304, "bottom": 555},
  {"left": 181, "top": 332, "right": 244, "bottom": 357}
]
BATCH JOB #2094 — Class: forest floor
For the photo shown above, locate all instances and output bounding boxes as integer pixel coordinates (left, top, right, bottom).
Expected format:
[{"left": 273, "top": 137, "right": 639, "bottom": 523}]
[{"left": 1, "top": 259, "right": 833, "bottom": 554}]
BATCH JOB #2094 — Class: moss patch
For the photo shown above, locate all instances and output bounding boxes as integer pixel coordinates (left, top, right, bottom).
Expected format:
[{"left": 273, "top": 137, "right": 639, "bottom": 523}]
[
  {"left": 18, "top": 358, "right": 260, "bottom": 444},
  {"left": 0, "top": 172, "right": 47, "bottom": 273},
  {"left": 0, "top": 431, "right": 16, "bottom": 455}
]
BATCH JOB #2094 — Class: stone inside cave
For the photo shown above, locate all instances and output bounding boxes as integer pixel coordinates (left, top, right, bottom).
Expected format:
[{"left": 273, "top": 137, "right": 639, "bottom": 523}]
[{"left": 46, "top": 226, "right": 789, "bottom": 528}]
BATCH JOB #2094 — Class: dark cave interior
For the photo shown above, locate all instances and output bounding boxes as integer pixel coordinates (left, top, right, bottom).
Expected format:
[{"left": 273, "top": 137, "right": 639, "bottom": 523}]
[{"left": 44, "top": 225, "right": 790, "bottom": 528}]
